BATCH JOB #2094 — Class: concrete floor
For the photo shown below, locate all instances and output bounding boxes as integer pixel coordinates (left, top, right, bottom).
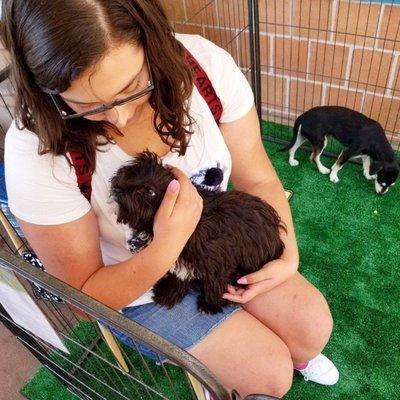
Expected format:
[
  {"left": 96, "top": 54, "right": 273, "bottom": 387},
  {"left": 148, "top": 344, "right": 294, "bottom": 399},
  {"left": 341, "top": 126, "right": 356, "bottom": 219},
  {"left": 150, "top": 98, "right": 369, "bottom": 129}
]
[{"left": 0, "top": 321, "right": 41, "bottom": 400}]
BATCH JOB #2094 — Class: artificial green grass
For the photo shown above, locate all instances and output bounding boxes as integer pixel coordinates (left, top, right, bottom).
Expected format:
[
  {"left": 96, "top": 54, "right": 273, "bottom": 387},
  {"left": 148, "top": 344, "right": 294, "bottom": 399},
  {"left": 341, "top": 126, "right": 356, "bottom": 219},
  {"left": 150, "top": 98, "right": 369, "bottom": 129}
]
[
  {"left": 22, "top": 127, "right": 400, "bottom": 399},
  {"left": 267, "top": 140, "right": 400, "bottom": 399}
]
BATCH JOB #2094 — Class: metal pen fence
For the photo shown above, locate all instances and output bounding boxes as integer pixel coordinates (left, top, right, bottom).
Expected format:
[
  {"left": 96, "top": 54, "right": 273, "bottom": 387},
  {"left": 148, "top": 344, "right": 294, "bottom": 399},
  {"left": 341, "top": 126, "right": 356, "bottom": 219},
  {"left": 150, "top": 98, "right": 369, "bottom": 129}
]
[
  {"left": 0, "top": 246, "right": 240, "bottom": 400},
  {"left": 257, "top": 0, "right": 400, "bottom": 154},
  {"left": 1, "top": 1, "right": 400, "bottom": 155},
  {"left": 159, "top": 0, "right": 400, "bottom": 156}
]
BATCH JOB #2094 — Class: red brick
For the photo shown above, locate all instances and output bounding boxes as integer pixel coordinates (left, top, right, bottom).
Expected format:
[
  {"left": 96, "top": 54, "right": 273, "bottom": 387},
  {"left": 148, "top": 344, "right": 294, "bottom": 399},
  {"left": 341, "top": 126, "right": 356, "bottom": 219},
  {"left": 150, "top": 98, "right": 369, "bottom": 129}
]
[
  {"left": 387, "top": 133, "right": 400, "bottom": 151},
  {"left": 334, "top": 2, "right": 381, "bottom": 47},
  {"left": 349, "top": 49, "right": 393, "bottom": 94},
  {"left": 377, "top": 5, "right": 400, "bottom": 51},
  {"left": 274, "top": 38, "right": 308, "bottom": 79},
  {"left": 289, "top": 80, "right": 323, "bottom": 113},
  {"left": 174, "top": 23, "right": 203, "bottom": 36},
  {"left": 260, "top": 33, "right": 270, "bottom": 72},
  {"left": 160, "top": 0, "right": 186, "bottom": 22},
  {"left": 237, "top": 30, "right": 258, "bottom": 70},
  {"left": 203, "top": 26, "right": 237, "bottom": 49},
  {"left": 238, "top": 31, "right": 270, "bottom": 72},
  {"left": 261, "top": 74, "right": 286, "bottom": 110},
  {"left": 216, "top": 0, "right": 248, "bottom": 30},
  {"left": 184, "top": 0, "right": 218, "bottom": 25},
  {"left": 308, "top": 42, "right": 349, "bottom": 85},
  {"left": 363, "top": 95, "right": 400, "bottom": 133},
  {"left": 391, "top": 59, "right": 400, "bottom": 97},
  {"left": 259, "top": 0, "right": 291, "bottom": 36},
  {"left": 325, "top": 87, "right": 364, "bottom": 111},
  {"left": 292, "top": 0, "right": 332, "bottom": 40}
]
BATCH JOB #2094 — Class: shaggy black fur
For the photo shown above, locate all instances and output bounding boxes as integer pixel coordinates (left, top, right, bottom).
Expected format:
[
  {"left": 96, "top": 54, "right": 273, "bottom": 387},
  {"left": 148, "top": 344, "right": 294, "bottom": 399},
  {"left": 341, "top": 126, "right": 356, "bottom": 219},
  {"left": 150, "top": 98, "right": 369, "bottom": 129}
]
[{"left": 111, "top": 151, "right": 285, "bottom": 314}]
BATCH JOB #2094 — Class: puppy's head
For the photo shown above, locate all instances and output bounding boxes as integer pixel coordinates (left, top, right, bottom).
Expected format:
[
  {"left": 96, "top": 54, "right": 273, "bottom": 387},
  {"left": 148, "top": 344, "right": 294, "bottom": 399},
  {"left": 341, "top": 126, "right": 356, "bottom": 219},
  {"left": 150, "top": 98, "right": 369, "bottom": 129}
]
[
  {"left": 370, "top": 160, "right": 399, "bottom": 195},
  {"left": 110, "top": 151, "right": 174, "bottom": 231}
]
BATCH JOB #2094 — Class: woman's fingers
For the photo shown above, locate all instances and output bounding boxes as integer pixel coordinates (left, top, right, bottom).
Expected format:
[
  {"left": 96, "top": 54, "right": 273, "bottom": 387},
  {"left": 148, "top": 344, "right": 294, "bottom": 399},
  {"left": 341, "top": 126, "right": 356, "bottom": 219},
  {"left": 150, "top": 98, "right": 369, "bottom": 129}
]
[
  {"left": 169, "top": 167, "right": 201, "bottom": 204},
  {"left": 222, "top": 280, "right": 274, "bottom": 304},
  {"left": 166, "top": 166, "right": 203, "bottom": 217},
  {"left": 156, "top": 179, "right": 180, "bottom": 218},
  {"left": 226, "top": 284, "right": 246, "bottom": 296},
  {"left": 154, "top": 165, "right": 203, "bottom": 248},
  {"left": 236, "top": 265, "right": 273, "bottom": 285}
]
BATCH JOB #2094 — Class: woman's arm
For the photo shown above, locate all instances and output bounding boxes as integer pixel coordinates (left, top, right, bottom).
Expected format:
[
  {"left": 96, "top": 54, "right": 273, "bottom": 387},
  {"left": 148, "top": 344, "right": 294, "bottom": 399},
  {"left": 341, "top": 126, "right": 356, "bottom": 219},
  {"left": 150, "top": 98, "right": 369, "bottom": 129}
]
[
  {"left": 17, "top": 167, "right": 203, "bottom": 310},
  {"left": 220, "top": 105, "right": 299, "bottom": 302}
]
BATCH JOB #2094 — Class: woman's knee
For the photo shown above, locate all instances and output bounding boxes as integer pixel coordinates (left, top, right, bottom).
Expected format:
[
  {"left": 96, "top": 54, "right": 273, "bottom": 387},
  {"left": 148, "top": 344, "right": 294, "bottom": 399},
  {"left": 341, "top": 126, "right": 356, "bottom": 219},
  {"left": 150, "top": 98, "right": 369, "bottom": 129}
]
[
  {"left": 232, "top": 338, "right": 293, "bottom": 398},
  {"left": 261, "top": 345, "right": 294, "bottom": 398},
  {"left": 298, "top": 294, "right": 334, "bottom": 351},
  {"left": 189, "top": 310, "right": 294, "bottom": 397}
]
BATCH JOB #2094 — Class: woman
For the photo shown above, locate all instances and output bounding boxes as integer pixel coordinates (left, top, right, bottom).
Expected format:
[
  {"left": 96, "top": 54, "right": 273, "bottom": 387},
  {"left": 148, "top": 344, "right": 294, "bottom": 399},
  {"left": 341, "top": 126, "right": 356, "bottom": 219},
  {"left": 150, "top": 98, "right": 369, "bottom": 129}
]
[{"left": 2, "top": 0, "right": 338, "bottom": 397}]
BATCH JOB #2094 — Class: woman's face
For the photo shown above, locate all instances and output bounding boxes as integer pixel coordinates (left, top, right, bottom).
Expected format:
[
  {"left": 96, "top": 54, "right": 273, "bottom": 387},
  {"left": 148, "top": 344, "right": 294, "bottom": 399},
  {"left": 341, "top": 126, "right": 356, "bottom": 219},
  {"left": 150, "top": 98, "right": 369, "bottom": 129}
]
[{"left": 60, "top": 43, "right": 151, "bottom": 129}]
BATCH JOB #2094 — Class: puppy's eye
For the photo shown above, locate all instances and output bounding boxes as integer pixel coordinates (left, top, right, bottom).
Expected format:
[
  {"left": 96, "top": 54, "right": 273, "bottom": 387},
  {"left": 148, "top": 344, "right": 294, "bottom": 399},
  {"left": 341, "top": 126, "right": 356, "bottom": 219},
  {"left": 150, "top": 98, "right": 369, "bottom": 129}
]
[{"left": 148, "top": 188, "right": 156, "bottom": 197}]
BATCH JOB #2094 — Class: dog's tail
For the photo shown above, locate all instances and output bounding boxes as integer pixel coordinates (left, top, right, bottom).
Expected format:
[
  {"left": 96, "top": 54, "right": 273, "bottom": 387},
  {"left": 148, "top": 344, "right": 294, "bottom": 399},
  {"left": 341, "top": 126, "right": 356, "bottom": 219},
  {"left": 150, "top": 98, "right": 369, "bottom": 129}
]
[{"left": 278, "top": 118, "right": 302, "bottom": 152}]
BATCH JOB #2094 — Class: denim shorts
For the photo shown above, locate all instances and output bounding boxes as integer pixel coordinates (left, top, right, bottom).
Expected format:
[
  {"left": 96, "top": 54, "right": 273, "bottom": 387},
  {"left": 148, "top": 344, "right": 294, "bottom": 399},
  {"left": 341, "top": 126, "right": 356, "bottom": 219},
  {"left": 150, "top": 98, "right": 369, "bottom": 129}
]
[{"left": 111, "top": 289, "right": 241, "bottom": 362}]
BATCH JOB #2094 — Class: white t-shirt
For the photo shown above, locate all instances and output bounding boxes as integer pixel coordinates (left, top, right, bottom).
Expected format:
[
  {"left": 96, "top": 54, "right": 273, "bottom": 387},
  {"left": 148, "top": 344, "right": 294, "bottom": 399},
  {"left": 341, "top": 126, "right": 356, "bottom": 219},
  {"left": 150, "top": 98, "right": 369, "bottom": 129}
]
[{"left": 5, "top": 34, "right": 254, "bottom": 307}]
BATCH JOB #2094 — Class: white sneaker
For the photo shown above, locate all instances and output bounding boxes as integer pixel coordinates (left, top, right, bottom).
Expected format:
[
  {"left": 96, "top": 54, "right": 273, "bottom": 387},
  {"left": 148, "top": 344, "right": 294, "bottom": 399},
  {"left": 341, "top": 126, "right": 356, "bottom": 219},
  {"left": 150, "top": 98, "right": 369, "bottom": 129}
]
[{"left": 296, "top": 353, "right": 339, "bottom": 385}]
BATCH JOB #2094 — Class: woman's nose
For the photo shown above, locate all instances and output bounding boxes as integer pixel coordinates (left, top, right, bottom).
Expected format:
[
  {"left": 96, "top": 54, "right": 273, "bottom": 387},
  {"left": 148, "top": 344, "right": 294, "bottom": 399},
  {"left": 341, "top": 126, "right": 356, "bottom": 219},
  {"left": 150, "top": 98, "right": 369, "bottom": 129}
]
[{"left": 106, "top": 105, "right": 132, "bottom": 127}]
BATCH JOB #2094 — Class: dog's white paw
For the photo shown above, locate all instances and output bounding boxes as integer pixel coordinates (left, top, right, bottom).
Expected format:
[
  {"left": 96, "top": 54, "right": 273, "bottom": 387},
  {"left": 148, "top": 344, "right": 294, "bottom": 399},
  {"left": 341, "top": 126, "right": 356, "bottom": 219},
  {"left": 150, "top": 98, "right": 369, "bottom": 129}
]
[
  {"left": 330, "top": 173, "right": 339, "bottom": 183},
  {"left": 364, "top": 173, "right": 377, "bottom": 181},
  {"left": 289, "top": 159, "right": 299, "bottom": 167},
  {"left": 319, "top": 166, "right": 331, "bottom": 175}
]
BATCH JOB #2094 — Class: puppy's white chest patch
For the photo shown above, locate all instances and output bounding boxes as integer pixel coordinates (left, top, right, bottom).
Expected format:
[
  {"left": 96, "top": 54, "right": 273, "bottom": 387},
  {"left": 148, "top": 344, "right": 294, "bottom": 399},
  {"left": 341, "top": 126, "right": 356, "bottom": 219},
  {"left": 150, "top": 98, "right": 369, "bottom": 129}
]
[{"left": 170, "top": 261, "right": 196, "bottom": 281}]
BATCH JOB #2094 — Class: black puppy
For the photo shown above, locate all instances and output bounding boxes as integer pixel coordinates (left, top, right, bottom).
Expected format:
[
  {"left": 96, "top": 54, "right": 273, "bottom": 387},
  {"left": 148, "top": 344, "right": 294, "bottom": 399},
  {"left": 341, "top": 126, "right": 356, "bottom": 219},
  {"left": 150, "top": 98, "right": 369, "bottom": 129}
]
[
  {"left": 111, "top": 151, "right": 285, "bottom": 314},
  {"left": 285, "top": 106, "right": 399, "bottom": 194}
]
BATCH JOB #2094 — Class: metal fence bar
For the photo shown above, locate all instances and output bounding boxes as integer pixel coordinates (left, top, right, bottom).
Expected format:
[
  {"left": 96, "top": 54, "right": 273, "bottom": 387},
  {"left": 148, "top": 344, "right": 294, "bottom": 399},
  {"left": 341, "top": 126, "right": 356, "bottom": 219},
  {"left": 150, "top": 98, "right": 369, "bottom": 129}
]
[
  {"left": 0, "top": 248, "right": 233, "bottom": 399},
  {"left": 248, "top": 0, "right": 261, "bottom": 119}
]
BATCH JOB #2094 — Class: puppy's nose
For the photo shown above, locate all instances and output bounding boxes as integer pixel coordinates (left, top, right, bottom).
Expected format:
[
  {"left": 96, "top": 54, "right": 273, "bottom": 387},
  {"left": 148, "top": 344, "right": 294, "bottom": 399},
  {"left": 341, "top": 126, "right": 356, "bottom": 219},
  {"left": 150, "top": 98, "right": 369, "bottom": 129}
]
[{"left": 378, "top": 188, "right": 388, "bottom": 195}]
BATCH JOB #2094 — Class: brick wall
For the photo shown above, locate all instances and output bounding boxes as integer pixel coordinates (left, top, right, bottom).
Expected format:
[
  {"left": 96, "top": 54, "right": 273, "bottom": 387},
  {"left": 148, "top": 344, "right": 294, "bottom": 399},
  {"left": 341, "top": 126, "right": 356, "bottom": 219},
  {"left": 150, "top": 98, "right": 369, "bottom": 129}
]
[
  {"left": 168, "top": 0, "right": 400, "bottom": 150},
  {"left": 1, "top": 1, "right": 399, "bottom": 150}
]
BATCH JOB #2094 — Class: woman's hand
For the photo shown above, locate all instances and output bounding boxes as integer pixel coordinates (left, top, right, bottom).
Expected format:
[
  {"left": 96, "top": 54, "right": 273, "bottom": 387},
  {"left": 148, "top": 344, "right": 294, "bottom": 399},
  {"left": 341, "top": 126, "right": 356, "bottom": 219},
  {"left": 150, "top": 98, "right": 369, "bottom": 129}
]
[
  {"left": 153, "top": 166, "right": 203, "bottom": 256},
  {"left": 222, "top": 258, "right": 298, "bottom": 304}
]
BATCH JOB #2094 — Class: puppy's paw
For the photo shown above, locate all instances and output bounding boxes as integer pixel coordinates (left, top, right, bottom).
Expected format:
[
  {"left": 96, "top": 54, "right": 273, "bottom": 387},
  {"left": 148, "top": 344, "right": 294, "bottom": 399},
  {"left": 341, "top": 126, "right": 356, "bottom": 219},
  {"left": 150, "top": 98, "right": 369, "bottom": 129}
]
[
  {"left": 152, "top": 291, "right": 180, "bottom": 309},
  {"left": 152, "top": 275, "right": 189, "bottom": 308},
  {"left": 364, "top": 172, "right": 377, "bottom": 181},
  {"left": 197, "top": 297, "right": 225, "bottom": 314},
  {"left": 289, "top": 159, "right": 299, "bottom": 167},
  {"left": 329, "top": 172, "right": 339, "bottom": 183},
  {"left": 319, "top": 166, "right": 331, "bottom": 175}
]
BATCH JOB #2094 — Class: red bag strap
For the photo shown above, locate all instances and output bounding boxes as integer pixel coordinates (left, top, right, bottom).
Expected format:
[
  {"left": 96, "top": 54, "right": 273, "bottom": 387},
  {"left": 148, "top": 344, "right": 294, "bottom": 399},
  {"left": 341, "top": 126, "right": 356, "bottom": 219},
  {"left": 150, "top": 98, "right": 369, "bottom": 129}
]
[
  {"left": 184, "top": 48, "right": 223, "bottom": 124},
  {"left": 69, "top": 150, "right": 92, "bottom": 202},
  {"left": 71, "top": 48, "right": 223, "bottom": 201}
]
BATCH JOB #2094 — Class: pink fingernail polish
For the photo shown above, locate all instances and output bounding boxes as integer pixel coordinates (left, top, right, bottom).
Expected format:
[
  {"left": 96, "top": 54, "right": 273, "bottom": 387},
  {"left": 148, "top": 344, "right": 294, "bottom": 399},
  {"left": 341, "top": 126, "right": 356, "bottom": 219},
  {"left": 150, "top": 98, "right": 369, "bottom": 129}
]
[
  {"left": 237, "top": 277, "right": 247, "bottom": 284},
  {"left": 168, "top": 179, "right": 179, "bottom": 192}
]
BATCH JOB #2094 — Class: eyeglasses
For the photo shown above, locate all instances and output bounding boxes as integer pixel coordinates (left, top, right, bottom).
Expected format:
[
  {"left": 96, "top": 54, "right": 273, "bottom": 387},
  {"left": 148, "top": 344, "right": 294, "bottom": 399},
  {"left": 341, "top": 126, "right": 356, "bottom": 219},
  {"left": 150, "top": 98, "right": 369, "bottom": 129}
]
[{"left": 44, "top": 53, "right": 154, "bottom": 120}]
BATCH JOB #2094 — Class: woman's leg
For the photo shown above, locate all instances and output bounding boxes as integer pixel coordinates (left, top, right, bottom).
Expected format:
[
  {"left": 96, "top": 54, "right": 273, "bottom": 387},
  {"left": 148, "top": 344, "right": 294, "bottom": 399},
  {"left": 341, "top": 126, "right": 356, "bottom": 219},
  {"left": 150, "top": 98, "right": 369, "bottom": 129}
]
[
  {"left": 189, "top": 309, "right": 294, "bottom": 398},
  {"left": 243, "top": 272, "right": 333, "bottom": 364}
]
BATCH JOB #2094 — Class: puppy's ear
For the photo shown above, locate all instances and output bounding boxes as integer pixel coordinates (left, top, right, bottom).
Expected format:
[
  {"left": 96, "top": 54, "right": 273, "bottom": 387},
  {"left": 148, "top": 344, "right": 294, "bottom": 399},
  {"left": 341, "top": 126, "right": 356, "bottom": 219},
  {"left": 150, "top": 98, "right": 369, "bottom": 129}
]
[{"left": 370, "top": 161, "right": 383, "bottom": 175}]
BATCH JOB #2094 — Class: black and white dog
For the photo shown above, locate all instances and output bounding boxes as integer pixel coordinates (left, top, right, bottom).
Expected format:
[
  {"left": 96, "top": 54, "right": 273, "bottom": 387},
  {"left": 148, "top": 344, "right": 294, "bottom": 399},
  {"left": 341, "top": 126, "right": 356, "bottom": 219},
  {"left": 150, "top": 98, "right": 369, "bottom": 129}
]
[{"left": 285, "top": 106, "right": 399, "bottom": 194}]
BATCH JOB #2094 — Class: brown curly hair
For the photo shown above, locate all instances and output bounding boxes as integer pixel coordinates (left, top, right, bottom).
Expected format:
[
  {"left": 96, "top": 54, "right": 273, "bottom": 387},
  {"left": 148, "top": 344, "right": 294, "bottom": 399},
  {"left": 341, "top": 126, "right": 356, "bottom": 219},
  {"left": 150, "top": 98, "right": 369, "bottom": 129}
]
[{"left": 1, "top": 0, "right": 194, "bottom": 172}]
